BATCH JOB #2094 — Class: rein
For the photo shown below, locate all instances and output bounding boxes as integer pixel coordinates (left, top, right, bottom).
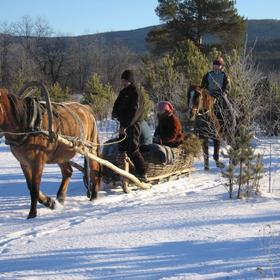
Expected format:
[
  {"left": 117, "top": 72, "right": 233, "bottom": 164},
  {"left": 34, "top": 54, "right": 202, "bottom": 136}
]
[
  {"left": 195, "top": 109, "right": 210, "bottom": 116},
  {"left": 2, "top": 129, "right": 127, "bottom": 148}
]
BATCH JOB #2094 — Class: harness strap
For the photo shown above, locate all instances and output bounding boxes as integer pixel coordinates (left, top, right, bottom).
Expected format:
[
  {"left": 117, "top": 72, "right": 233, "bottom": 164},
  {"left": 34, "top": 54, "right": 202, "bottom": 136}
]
[
  {"left": 5, "top": 97, "right": 43, "bottom": 146},
  {"left": 58, "top": 103, "right": 85, "bottom": 141}
]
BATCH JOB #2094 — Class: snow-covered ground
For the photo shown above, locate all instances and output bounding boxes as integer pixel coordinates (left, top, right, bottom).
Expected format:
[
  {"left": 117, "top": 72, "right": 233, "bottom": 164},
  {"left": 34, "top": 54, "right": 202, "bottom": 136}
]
[{"left": 0, "top": 137, "right": 279, "bottom": 280}]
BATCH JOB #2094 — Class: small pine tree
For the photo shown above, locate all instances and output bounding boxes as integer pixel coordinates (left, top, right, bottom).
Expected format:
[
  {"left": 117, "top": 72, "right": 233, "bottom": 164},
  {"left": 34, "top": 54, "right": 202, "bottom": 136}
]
[
  {"left": 137, "top": 84, "right": 154, "bottom": 121},
  {"left": 222, "top": 157, "right": 235, "bottom": 199},
  {"left": 81, "top": 73, "right": 115, "bottom": 120},
  {"left": 222, "top": 126, "right": 263, "bottom": 199},
  {"left": 252, "top": 154, "right": 264, "bottom": 194},
  {"left": 173, "top": 39, "right": 209, "bottom": 85},
  {"left": 141, "top": 54, "right": 188, "bottom": 111},
  {"left": 49, "top": 83, "right": 72, "bottom": 102},
  {"left": 235, "top": 127, "right": 256, "bottom": 198}
]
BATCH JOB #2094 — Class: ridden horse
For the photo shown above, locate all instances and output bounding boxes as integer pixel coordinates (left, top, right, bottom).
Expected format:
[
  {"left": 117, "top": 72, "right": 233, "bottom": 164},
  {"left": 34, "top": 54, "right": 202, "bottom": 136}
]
[
  {"left": 0, "top": 88, "right": 101, "bottom": 218},
  {"left": 187, "top": 85, "right": 223, "bottom": 170}
]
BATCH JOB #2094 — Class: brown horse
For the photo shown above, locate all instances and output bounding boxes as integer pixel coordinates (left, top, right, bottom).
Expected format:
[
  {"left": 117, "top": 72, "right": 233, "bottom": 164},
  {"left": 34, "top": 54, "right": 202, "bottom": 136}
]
[
  {"left": 0, "top": 88, "right": 101, "bottom": 218},
  {"left": 187, "top": 85, "right": 223, "bottom": 170}
]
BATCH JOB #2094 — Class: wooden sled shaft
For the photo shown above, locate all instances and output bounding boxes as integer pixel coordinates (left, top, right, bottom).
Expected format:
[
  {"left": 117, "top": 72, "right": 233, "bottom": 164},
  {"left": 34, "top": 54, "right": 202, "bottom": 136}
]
[{"left": 56, "top": 135, "right": 151, "bottom": 190}]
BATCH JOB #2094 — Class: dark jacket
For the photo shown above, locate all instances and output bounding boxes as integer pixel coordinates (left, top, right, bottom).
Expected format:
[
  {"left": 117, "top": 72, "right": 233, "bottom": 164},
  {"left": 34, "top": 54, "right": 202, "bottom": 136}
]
[
  {"left": 154, "top": 113, "right": 185, "bottom": 148},
  {"left": 201, "top": 70, "right": 230, "bottom": 96},
  {"left": 112, "top": 84, "right": 144, "bottom": 129}
]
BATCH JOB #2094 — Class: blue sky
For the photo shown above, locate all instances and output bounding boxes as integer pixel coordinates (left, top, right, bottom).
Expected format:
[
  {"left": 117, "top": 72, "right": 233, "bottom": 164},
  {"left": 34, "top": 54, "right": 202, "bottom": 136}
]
[{"left": 0, "top": 0, "right": 279, "bottom": 35}]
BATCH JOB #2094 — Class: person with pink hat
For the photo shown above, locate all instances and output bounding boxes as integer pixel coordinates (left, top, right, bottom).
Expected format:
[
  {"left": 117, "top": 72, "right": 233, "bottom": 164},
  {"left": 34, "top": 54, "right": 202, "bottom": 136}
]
[{"left": 153, "top": 101, "right": 185, "bottom": 148}]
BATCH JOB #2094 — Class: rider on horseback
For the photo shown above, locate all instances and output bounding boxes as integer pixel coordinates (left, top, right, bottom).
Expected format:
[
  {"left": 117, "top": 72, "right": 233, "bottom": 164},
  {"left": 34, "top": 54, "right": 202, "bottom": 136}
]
[
  {"left": 201, "top": 57, "right": 235, "bottom": 135},
  {"left": 199, "top": 57, "right": 235, "bottom": 169},
  {"left": 201, "top": 57, "right": 230, "bottom": 98}
]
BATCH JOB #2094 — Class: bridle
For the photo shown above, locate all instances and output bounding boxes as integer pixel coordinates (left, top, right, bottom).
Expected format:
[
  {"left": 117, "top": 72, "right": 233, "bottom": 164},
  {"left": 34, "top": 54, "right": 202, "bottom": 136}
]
[{"left": 188, "top": 89, "right": 206, "bottom": 119}]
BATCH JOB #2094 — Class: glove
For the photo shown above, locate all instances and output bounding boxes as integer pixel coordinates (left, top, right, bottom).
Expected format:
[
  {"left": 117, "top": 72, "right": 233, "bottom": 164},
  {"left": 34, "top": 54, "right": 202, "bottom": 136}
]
[
  {"left": 211, "top": 90, "right": 222, "bottom": 98},
  {"left": 153, "top": 136, "right": 161, "bottom": 144},
  {"left": 119, "top": 127, "right": 126, "bottom": 135}
]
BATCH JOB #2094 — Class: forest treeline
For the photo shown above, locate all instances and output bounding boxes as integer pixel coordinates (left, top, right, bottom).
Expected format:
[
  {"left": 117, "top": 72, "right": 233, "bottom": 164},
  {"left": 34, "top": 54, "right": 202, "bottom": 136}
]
[{"left": 0, "top": 17, "right": 280, "bottom": 92}]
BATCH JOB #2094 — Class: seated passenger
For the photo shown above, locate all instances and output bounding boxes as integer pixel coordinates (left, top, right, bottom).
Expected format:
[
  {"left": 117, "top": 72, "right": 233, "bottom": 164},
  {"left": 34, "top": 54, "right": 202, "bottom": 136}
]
[
  {"left": 139, "top": 119, "right": 153, "bottom": 145},
  {"left": 103, "top": 119, "right": 152, "bottom": 156},
  {"left": 153, "top": 101, "right": 185, "bottom": 148}
]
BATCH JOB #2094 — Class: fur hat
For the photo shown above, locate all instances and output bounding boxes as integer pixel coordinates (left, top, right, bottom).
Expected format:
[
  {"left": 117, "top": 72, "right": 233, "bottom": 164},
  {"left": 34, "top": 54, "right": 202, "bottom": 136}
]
[
  {"left": 156, "top": 101, "right": 174, "bottom": 114},
  {"left": 121, "top": 70, "right": 134, "bottom": 83}
]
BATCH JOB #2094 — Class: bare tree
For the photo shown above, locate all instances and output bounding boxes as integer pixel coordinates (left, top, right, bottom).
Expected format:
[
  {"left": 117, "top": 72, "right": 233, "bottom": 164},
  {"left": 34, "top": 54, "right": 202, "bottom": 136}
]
[
  {"left": 67, "top": 37, "right": 104, "bottom": 92},
  {"left": 0, "top": 21, "right": 13, "bottom": 87},
  {"left": 12, "top": 16, "right": 69, "bottom": 85},
  {"left": 101, "top": 40, "right": 138, "bottom": 90},
  {"left": 226, "top": 48, "right": 264, "bottom": 138}
]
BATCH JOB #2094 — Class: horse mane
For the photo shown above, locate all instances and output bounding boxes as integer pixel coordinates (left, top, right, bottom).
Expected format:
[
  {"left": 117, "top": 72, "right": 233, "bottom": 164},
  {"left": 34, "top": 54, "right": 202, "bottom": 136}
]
[
  {"left": 7, "top": 93, "right": 29, "bottom": 128},
  {"left": 4, "top": 91, "right": 44, "bottom": 132}
]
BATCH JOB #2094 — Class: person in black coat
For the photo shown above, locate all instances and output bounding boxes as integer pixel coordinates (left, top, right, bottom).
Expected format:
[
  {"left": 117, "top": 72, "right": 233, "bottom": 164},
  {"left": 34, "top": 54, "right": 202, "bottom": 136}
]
[{"left": 112, "top": 70, "right": 147, "bottom": 181}]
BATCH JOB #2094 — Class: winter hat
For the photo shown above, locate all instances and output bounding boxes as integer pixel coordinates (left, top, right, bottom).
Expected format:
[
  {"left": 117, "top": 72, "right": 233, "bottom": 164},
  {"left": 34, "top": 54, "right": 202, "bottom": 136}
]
[
  {"left": 121, "top": 70, "right": 134, "bottom": 83},
  {"left": 156, "top": 101, "right": 174, "bottom": 115}
]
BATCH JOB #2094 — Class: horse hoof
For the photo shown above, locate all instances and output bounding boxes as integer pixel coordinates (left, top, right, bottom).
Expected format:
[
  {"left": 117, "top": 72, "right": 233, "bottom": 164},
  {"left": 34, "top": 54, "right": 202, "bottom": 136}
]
[
  {"left": 57, "top": 195, "right": 66, "bottom": 205},
  {"left": 44, "top": 198, "right": 56, "bottom": 209},
  {"left": 215, "top": 161, "right": 225, "bottom": 169},
  {"left": 27, "top": 212, "right": 37, "bottom": 219},
  {"left": 49, "top": 200, "right": 56, "bottom": 210},
  {"left": 89, "top": 192, "right": 97, "bottom": 201},
  {"left": 57, "top": 198, "right": 65, "bottom": 205}
]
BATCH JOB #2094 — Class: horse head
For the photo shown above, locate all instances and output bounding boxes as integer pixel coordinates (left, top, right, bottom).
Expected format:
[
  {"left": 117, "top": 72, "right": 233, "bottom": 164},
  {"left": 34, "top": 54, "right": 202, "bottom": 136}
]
[{"left": 187, "top": 85, "right": 204, "bottom": 120}]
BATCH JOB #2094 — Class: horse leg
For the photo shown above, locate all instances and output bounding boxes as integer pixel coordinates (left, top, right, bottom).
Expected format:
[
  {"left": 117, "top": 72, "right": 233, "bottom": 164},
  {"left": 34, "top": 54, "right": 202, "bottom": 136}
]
[
  {"left": 21, "top": 161, "right": 55, "bottom": 219},
  {"left": 213, "top": 139, "right": 224, "bottom": 168},
  {"left": 56, "top": 162, "right": 73, "bottom": 204},
  {"left": 213, "top": 139, "right": 220, "bottom": 162},
  {"left": 88, "top": 159, "right": 102, "bottom": 201},
  {"left": 202, "top": 138, "right": 209, "bottom": 171}
]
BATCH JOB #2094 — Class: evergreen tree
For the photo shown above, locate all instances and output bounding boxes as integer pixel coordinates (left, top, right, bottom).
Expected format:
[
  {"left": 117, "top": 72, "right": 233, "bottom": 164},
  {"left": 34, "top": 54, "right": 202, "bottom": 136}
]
[
  {"left": 222, "top": 126, "right": 263, "bottom": 199},
  {"left": 222, "top": 151, "right": 237, "bottom": 199},
  {"left": 147, "top": 0, "right": 245, "bottom": 54},
  {"left": 141, "top": 54, "right": 188, "bottom": 111},
  {"left": 81, "top": 73, "right": 115, "bottom": 120},
  {"left": 137, "top": 84, "right": 155, "bottom": 121},
  {"left": 252, "top": 154, "right": 263, "bottom": 194},
  {"left": 173, "top": 39, "right": 209, "bottom": 84},
  {"left": 49, "top": 83, "right": 72, "bottom": 102}
]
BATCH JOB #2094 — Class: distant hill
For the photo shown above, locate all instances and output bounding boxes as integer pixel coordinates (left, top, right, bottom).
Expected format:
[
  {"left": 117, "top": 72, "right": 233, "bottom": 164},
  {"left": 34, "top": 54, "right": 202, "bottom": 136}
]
[
  {"left": 87, "top": 19, "right": 280, "bottom": 69},
  {"left": 1, "top": 19, "right": 280, "bottom": 69},
  {"left": 74, "top": 25, "right": 156, "bottom": 53},
  {"left": 78, "top": 19, "right": 280, "bottom": 54},
  {"left": 246, "top": 20, "right": 280, "bottom": 42}
]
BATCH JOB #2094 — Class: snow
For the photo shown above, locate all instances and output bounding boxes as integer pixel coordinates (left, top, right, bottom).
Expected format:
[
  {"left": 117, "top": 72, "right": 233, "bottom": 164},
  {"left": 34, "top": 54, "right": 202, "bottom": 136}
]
[{"left": 0, "top": 137, "right": 279, "bottom": 280}]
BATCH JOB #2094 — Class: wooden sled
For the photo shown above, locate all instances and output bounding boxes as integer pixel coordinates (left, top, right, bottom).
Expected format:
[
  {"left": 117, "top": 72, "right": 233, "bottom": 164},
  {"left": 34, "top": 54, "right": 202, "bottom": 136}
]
[{"left": 103, "top": 145, "right": 195, "bottom": 192}]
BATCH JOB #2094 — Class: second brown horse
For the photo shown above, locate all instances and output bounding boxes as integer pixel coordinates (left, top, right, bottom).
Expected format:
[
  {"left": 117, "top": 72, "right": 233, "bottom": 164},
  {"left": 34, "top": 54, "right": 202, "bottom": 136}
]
[{"left": 187, "top": 85, "right": 223, "bottom": 170}]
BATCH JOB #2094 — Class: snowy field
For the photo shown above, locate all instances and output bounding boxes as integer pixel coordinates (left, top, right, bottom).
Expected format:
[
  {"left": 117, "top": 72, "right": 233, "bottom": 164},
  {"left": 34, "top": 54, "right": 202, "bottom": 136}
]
[{"left": 0, "top": 137, "right": 279, "bottom": 280}]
